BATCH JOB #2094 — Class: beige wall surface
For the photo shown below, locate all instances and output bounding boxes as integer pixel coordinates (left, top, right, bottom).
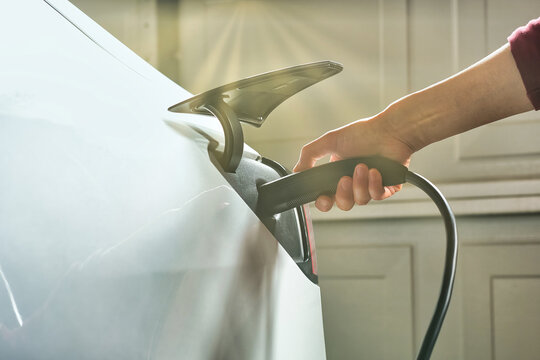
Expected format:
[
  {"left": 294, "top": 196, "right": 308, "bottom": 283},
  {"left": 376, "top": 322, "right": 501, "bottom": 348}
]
[{"left": 71, "top": 0, "right": 159, "bottom": 65}]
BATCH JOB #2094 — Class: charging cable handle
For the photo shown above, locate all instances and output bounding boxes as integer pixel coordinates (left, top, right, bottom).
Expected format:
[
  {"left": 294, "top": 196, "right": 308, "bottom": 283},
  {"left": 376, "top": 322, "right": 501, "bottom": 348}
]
[{"left": 257, "top": 156, "right": 458, "bottom": 360}]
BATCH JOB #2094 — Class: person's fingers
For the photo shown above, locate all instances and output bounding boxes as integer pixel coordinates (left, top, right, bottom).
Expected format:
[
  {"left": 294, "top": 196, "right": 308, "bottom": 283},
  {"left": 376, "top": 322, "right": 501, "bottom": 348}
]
[
  {"left": 335, "top": 176, "right": 354, "bottom": 211},
  {"left": 368, "top": 168, "right": 387, "bottom": 200},
  {"left": 368, "top": 168, "right": 402, "bottom": 200},
  {"left": 352, "top": 164, "right": 370, "bottom": 205},
  {"left": 315, "top": 195, "right": 334, "bottom": 212},
  {"left": 293, "top": 131, "right": 337, "bottom": 172},
  {"left": 393, "top": 184, "right": 403, "bottom": 193}
]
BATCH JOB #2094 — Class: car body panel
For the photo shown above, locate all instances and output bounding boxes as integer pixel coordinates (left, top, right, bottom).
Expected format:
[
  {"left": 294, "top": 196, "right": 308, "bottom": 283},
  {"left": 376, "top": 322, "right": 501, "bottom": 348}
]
[{"left": 0, "top": 1, "right": 325, "bottom": 358}]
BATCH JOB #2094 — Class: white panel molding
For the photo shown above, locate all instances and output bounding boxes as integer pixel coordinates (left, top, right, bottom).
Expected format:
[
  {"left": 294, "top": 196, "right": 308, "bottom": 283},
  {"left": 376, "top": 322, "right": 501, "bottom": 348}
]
[
  {"left": 312, "top": 179, "right": 540, "bottom": 220},
  {"left": 318, "top": 245, "right": 415, "bottom": 360},
  {"left": 462, "top": 244, "right": 540, "bottom": 359},
  {"left": 491, "top": 276, "right": 540, "bottom": 360},
  {"left": 457, "top": 110, "right": 540, "bottom": 161}
]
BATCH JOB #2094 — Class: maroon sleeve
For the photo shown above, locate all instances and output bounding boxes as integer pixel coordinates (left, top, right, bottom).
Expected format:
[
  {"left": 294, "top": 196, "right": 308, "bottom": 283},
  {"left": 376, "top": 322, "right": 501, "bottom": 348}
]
[{"left": 508, "top": 17, "right": 540, "bottom": 110}]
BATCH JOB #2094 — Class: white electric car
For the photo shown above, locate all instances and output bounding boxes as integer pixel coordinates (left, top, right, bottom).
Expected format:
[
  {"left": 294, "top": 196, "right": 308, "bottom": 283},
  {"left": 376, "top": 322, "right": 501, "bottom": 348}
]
[{"left": 0, "top": 0, "right": 335, "bottom": 359}]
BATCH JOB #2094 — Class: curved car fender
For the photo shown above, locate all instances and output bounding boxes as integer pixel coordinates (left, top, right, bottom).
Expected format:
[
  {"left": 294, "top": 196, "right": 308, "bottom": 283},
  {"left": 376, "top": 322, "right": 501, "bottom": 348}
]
[{"left": 0, "top": 1, "right": 326, "bottom": 359}]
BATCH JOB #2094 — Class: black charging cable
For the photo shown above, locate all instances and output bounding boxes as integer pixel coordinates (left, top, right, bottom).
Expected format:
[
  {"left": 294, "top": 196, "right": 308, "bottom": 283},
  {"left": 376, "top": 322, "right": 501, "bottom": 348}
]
[
  {"left": 257, "top": 156, "right": 458, "bottom": 360},
  {"left": 405, "top": 171, "right": 458, "bottom": 360}
]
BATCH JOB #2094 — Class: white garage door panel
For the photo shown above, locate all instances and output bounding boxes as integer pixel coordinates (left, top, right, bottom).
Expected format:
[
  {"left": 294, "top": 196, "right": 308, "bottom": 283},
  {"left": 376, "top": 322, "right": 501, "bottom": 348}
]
[{"left": 318, "top": 246, "right": 414, "bottom": 360}]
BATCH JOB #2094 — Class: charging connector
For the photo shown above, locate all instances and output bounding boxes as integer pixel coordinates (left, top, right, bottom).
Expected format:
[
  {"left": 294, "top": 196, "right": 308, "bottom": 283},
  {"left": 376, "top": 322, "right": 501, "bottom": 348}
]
[{"left": 257, "top": 157, "right": 458, "bottom": 360}]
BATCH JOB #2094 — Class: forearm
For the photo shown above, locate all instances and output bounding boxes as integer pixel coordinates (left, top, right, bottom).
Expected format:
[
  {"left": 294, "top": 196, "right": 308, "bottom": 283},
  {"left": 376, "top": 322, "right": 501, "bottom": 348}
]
[{"left": 383, "top": 44, "right": 533, "bottom": 151}]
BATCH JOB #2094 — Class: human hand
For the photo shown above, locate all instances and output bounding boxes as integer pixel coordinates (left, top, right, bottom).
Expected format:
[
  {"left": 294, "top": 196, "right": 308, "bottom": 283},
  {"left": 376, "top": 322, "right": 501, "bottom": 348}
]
[{"left": 293, "top": 114, "right": 414, "bottom": 212}]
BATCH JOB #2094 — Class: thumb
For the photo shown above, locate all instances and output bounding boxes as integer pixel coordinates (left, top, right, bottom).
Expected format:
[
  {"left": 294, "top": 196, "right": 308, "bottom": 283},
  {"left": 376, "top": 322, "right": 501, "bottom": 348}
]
[{"left": 293, "top": 131, "right": 337, "bottom": 172}]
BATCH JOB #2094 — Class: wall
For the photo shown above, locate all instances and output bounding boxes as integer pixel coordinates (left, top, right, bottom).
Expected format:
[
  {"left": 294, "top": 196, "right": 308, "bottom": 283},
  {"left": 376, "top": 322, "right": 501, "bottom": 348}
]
[
  {"left": 71, "top": 0, "right": 159, "bottom": 66},
  {"left": 70, "top": 0, "right": 181, "bottom": 81}
]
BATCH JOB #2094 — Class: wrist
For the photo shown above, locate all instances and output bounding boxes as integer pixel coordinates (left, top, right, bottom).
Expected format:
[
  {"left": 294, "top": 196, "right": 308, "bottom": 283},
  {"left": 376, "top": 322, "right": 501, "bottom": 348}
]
[{"left": 377, "top": 93, "right": 432, "bottom": 152}]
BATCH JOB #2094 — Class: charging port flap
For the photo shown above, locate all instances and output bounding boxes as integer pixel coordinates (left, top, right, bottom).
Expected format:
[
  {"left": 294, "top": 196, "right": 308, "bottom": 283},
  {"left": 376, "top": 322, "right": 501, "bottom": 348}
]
[{"left": 168, "top": 61, "right": 342, "bottom": 173}]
